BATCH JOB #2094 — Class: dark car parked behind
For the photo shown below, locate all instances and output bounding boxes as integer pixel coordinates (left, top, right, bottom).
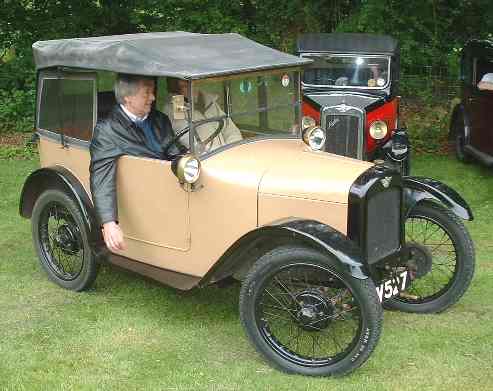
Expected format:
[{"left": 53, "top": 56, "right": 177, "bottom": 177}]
[
  {"left": 450, "top": 39, "right": 493, "bottom": 166},
  {"left": 298, "top": 33, "right": 410, "bottom": 174}
]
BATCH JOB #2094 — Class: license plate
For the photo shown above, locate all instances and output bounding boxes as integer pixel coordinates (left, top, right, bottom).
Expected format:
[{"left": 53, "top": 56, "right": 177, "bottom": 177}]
[{"left": 376, "top": 271, "right": 408, "bottom": 302}]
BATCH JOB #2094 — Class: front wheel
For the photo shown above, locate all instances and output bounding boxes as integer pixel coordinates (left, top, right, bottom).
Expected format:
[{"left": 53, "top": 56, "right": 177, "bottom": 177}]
[
  {"left": 385, "top": 202, "right": 475, "bottom": 313},
  {"left": 239, "top": 246, "right": 383, "bottom": 376}
]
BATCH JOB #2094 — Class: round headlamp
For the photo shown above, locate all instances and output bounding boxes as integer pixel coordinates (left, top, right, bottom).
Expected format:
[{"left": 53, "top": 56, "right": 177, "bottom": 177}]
[
  {"left": 369, "top": 120, "right": 388, "bottom": 140},
  {"left": 302, "top": 115, "right": 316, "bottom": 130},
  {"left": 174, "top": 155, "right": 201, "bottom": 184},
  {"left": 303, "top": 126, "right": 326, "bottom": 151}
]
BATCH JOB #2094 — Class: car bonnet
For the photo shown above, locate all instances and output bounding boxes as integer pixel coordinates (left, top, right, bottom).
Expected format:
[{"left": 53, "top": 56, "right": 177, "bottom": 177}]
[{"left": 256, "top": 139, "right": 373, "bottom": 204}]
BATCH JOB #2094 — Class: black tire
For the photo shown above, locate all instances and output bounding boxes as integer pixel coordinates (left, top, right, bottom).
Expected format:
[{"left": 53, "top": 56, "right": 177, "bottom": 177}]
[
  {"left": 31, "top": 189, "right": 99, "bottom": 291},
  {"left": 385, "top": 202, "right": 475, "bottom": 313},
  {"left": 239, "top": 246, "right": 383, "bottom": 376},
  {"left": 453, "top": 115, "right": 472, "bottom": 163}
]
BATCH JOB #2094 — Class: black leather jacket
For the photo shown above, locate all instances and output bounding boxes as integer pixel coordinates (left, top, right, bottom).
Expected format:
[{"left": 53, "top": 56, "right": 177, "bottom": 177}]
[{"left": 89, "top": 105, "right": 183, "bottom": 225}]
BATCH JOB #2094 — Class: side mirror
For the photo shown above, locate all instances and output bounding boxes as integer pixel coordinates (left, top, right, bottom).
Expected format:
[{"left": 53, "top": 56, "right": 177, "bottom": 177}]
[{"left": 172, "top": 94, "right": 186, "bottom": 120}]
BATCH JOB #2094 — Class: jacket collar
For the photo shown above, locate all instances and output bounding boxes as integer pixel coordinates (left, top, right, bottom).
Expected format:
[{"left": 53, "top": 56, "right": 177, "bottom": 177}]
[{"left": 120, "top": 104, "right": 149, "bottom": 122}]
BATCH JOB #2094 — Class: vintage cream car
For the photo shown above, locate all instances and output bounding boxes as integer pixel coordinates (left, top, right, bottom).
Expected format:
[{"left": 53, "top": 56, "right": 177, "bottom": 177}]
[{"left": 20, "top": 32, "right": 475, "bottom": 376}]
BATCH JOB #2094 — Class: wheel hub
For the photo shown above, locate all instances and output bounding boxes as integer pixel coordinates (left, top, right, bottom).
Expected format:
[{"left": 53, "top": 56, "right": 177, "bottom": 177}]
[
  {"left": 406, "top": 241, "right": 433, "bottom": 279},
  {"left": 295, "top": 291, "right": 334, "bottom": 331},
  {"left": 55, "top": 224, "right": 80, "bottom": 254}
]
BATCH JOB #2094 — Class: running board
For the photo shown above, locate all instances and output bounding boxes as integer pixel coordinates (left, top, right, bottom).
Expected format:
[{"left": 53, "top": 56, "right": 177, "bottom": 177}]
[
  {"left": 464, "top": 145, "right": 493, "bottom": 166},
  {"left": 107, "top": 254, "right": 201, "bottom": 290}
]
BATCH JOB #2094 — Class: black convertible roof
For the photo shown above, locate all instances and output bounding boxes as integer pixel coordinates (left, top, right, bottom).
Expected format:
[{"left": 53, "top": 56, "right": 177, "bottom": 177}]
[
  {"left": 297, "top": 33, "right": 399, "bottom": 55},
  {"left": 33, "top": 32, "right": 311, "bottom": 79}
]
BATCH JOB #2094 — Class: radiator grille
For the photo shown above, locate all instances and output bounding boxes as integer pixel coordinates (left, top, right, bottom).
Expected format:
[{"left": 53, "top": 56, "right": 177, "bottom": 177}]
[
  {"left": 367, "top": 188, "right": 401, "bottom": 264},
  {"left": 324, "top": 114, "right": 359, "bottom": 158}
]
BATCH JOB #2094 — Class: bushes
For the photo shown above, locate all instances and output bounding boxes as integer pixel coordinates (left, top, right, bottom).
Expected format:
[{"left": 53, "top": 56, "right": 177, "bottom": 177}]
[
  {"left": 0, "top": 88, "right": 35, "bottom": 133},
  {"left": 401, "top": 99, "right": 453, "bottom": 154},
  {"left": 0, "top": 133, "right": 37, "bottom": 160}
]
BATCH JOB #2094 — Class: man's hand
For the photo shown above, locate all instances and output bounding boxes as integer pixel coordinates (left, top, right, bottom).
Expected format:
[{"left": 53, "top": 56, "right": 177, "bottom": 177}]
[{"left": 102, "top": 221, "right": 126, "bottom": 252}]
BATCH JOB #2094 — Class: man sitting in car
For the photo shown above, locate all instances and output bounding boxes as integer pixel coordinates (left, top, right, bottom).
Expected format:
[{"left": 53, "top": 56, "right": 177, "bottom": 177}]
[
  {"left": 164, "top": 77, "right": 242, "bottom": 151},
  {"left": 89, "top": 73, "right": 184, "bottom": 252}
]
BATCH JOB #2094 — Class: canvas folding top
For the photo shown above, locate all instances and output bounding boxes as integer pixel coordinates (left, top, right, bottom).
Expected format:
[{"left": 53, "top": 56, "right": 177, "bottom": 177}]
[{"left": 33, "top": 32, "right": 311, "bottom": 79}]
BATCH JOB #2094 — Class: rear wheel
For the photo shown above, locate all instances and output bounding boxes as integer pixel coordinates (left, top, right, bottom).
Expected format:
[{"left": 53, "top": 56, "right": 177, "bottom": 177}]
[
  {"left": 32, "top": 189, "right": 99, "bottom": 291},
  {"left": 239, "top": 246, "right": 382, "bottom": 376},
  {"left": 385, "top": 202, "right": 475, "bottom": 313}
]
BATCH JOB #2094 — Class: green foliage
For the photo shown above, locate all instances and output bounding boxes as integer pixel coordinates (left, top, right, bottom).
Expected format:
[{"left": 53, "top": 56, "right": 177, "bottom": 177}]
[
  {"left": 0, "top": 143, "right": 37, "bottom": 160},
  {"left": 0, "top": 88, "right": 35, "bottom": 133},
  {"left": 0, "top": 0, "right": 492, "bottom": 133},
  {"left": 336, "top": 0, "right": 493, "bottom": 71},
  {"left": 402, "top": 100, "right": 452, "bottom": 154}
]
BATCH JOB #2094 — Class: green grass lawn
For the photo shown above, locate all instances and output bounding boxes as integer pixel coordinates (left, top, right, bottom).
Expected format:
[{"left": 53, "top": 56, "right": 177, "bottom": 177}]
[{"left": 1, "top": 154, "right": 492, "bottom": 390}]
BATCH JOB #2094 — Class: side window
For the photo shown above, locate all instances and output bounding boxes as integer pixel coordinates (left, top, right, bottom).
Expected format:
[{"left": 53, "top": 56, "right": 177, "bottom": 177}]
[
  {"left": 38, "top": 73, "right": 96, "bottom": 141},
  {"left": 475, "top": 58, "right": 493, "bottom": 85},
  {"left": 97, "top": 71, "right": 117, "bottom": 120}
]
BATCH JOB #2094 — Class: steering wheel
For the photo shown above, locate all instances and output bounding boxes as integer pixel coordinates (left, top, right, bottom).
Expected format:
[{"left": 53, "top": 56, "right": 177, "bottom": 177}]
[{"left": 163, "top": 117, "right": 225, "bottom": 156}]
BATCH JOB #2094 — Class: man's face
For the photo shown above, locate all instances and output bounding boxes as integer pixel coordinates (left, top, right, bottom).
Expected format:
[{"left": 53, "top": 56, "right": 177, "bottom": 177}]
[{"left": 124, "top": 79, "right": 156, "bottom": 117}]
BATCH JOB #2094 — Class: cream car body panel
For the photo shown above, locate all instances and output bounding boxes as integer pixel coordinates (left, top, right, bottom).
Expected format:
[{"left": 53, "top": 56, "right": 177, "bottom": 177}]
[
  {"left": 257, "top": 141, "right": 373, "bottom": 204},
  {"left": 258, "top": 194, "right": 349, "bottom": 234},
  {"left": 39, "top": 137, "right": 91, "bottom": 195},
  {"left": 38, "top": 136, "right": 372, "bottom": 277}
]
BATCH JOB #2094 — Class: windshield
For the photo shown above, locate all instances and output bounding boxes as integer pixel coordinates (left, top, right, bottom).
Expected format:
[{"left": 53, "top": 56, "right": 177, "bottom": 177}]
[
  {"left": 187, "top": 69, "right": 301, "bottom": 155},
  {"left": 302, "top": 55, "right": 390, "bottom": 89}
]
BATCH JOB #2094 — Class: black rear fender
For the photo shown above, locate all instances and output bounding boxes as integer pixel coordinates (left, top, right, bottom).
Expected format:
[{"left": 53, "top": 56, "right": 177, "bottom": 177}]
[
  {"left": 19, "top": 166, "right": 103, "bottom": 245},
  {"left": 200, "top": 219, "right": 368, "bottom": 286},
  {"left": 403, "top": 176, "right": 473, "bottom": 221}
]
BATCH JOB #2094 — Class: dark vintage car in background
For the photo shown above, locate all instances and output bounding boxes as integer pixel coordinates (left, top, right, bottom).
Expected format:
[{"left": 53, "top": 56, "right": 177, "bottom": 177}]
[
  {"left": 450, "top": 39, "right": 493, "bottom": 166},
  {"left": 297, "top": 33, "right": 410, "bottom": 174}
]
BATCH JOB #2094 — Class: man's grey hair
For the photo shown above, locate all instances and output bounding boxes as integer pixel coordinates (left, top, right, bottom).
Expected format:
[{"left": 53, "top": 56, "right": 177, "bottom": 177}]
[{"left": 114, "top": 74, "right": 154, "bottom": 105}]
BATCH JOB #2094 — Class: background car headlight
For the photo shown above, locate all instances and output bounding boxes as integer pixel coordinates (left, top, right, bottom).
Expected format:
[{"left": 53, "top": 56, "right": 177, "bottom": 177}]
[
  {"left": 302, "top": 115, "right": 316, "bottom": 130},
  {"left": 174, "top": 155, "right": 201, "bottom": 184},
  {"left": 303, "top": 126, "right": 326, "bottom": 151},
  {"left": 369, "top": 120, "right": 388, "bottom": 140}
]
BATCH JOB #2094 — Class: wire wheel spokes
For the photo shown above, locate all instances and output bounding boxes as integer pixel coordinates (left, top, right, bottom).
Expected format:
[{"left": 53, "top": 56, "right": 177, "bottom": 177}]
[
  {"left": 39, "top": 201, "right": 84, "bottom": 281},
  {"left": 403, "top": 214, "right": 458, "bottom": 303},
  {"left": 256, "top": 264, "right": 362, "bottom": 366}
]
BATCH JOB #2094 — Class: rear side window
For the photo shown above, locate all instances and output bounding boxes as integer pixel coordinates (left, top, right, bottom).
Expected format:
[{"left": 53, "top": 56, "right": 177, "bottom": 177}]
[
  {"left": 475, "top": 58, "right": 493, "bottom": 85},
  {"left": 38, "top": 73, "right": 96, "bottom": 141}
]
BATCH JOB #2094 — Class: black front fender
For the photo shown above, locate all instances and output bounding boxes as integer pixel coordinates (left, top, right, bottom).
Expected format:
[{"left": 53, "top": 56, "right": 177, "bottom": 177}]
[
  {"left": 200, "top": 219, "right": 368, "bottom": 286},
  {"left": 403, "top": 176, "right": 473, "bottom": 221},
  {"left": 278, "top": 220, "right": 367, "bottom": 279}
]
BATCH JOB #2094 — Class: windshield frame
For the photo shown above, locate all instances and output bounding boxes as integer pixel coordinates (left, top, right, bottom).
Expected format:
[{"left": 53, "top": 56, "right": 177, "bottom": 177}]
[
  {"left": 300, "top": 53, "right": 391, "bottom": 90},
  {"left": 187, "top": 67, "right": 303, "bottom": 157}
]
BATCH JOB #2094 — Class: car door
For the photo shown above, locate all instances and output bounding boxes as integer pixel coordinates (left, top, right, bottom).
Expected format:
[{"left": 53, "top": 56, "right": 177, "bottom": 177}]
[
  {"left": 471, "top": 89, "right": 493, "bottom": 155},
  {"left": 115, "top": 156, "right": 191, "bottom": 268},
  {"left": 470, "top": 59, "right": 493, "bottom": 155}
]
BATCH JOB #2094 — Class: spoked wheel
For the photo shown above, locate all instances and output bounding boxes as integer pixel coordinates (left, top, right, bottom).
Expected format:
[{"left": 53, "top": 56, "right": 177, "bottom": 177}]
[
  {"left": 32, "top": 189, "right": 98, "bottom": 291},
  {"left": 240, "top": 246, "right": 382, "bottom": 376},
  {"left": 385, "top": 202, "right": 475, "bottom": 313}
]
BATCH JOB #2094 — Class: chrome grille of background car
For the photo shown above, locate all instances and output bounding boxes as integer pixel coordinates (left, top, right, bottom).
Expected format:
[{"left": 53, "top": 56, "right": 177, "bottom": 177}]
[
  {"left": 321, "top": 106, "right": 364, "bottom": 159},
  {"left": 366, "top": 187, "right": 401, "bottom": 264}
]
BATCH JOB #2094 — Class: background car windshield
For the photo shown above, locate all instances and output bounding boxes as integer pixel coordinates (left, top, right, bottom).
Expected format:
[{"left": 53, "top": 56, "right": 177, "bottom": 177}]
[
  {"left": 303, "top": 55, "right": 390, "bottom": 88},
  {"left": 191, "top": 70, "right": 301, "bottom": 154}
]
